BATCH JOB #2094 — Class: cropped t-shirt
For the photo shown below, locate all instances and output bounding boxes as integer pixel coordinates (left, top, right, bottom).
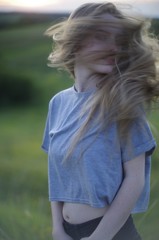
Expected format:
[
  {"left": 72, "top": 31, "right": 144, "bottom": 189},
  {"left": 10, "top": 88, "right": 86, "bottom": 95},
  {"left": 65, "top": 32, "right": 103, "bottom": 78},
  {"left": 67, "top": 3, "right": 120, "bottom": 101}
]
[{"left": 42, "top": 86, "right": 156, "bottom": 213}]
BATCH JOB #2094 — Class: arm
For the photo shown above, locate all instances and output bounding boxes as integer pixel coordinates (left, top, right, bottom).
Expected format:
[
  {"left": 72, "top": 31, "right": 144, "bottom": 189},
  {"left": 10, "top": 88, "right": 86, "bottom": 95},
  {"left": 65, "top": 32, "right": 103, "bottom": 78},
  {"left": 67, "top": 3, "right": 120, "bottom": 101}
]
[
  {"left": 81, "top": 153, "right": 145, "bottom": 240},
  {"left": 51, "top": 201, "right": 73, "bottom": 240}
]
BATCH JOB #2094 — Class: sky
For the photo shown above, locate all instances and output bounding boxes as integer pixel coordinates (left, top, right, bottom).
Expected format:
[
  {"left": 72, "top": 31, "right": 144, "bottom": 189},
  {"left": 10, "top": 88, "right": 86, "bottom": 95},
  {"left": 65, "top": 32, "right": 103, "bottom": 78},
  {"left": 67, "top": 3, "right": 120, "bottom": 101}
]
[{"left": 0, "top": 0, "right": 159, "bottom": 18}]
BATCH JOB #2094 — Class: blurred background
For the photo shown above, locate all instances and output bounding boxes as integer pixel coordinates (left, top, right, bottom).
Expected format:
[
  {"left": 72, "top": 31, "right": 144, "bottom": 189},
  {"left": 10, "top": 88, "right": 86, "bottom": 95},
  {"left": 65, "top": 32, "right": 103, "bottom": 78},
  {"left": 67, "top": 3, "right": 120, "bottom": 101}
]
[{"left": 0, "top": 1, "right": 159, "bottom": 239}]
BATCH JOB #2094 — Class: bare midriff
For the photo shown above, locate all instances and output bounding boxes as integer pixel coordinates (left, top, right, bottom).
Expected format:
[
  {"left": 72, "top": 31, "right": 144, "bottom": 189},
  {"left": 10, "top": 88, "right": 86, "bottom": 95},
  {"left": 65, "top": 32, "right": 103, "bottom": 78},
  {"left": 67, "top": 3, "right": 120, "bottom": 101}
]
[{"left": 62, "top": 202, "right": 109, "bottom": 224}]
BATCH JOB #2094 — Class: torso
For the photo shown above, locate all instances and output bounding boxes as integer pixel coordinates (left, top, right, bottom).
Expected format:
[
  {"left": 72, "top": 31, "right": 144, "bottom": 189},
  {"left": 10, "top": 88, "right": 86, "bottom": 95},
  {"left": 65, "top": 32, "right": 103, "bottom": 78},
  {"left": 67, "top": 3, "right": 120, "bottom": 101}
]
[{"left": 62, "top": 202, "right": 109, "bottom": 224}]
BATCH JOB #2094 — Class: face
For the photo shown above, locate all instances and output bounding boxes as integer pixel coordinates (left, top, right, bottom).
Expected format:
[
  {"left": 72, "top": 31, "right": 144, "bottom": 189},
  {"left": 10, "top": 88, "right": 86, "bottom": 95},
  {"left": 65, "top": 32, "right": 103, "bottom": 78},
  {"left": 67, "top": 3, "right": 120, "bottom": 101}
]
[{"left": 76, "top": 14, "right": 124, "bottom": 74}]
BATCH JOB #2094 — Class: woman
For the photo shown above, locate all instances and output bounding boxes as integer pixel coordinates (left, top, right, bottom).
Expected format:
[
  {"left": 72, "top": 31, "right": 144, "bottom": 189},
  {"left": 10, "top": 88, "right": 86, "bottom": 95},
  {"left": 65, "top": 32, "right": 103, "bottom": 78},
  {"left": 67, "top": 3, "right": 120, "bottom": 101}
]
[{"left": 42, "top": 2, "right": 159, "bottom": 240}]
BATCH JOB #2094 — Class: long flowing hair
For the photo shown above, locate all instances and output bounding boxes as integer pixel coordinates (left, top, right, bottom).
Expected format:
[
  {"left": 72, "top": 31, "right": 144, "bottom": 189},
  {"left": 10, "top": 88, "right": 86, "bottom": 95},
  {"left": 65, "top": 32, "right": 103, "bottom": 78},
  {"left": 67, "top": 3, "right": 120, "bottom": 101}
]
[{"left": 45, "top": 2, "right": 159, "bottom": 160}]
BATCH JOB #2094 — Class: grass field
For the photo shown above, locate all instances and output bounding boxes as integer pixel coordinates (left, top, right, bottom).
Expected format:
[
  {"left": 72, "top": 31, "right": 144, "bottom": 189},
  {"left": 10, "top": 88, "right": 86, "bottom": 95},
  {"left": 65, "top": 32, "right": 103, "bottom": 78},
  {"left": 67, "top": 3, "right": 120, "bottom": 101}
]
[{"left": 0, "top": 21, "right": 159, "bottom": 240}]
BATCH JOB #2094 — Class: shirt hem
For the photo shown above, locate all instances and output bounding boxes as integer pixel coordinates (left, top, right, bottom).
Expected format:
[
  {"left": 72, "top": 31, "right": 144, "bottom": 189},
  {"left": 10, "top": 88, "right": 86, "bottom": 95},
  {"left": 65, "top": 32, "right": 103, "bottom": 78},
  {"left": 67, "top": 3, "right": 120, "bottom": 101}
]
[
  {"left": 41, "top": 145, "right": 48, "bottom": 154},
  {"left": 48, "top": 197, "right": 148, "bottom": 213},
  {"left": 123, "top": 139, "right": 156, "bottom": 162},
  {"left": 49, "top": 197, "right": 108, "bottom": 208}
]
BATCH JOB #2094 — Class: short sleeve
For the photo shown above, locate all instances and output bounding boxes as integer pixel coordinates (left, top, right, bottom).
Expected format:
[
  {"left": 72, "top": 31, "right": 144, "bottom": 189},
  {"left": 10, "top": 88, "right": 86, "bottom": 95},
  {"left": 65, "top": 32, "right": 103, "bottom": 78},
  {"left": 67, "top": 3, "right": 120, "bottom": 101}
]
[
  {"left": 121, "top": 117, "right": 156, "bottom": 162},
  {"left": 41, "top": 103, "right": 51, "bottom": 154}
]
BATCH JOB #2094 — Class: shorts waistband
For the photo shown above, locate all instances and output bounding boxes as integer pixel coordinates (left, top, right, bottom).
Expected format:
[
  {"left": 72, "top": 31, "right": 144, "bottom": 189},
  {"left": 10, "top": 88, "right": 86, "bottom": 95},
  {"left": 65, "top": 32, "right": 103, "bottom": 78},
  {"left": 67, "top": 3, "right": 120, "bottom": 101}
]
[
  {"left": 63, "top": 217, "right": 103, "bottom": 227},
  {"left": 63, "top": 216, "right": 103, "bottom": 230},
  {"left": 63, "top": 215, "right": 141, "bottom": 240}
]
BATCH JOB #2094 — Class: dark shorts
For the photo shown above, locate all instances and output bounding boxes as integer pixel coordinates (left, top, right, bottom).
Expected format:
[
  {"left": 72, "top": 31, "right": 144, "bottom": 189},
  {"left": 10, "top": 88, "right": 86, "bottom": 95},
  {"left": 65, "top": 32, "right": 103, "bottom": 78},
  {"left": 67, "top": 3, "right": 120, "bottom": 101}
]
[{"left": 63, "top": 215, "right": 142, "bottom": 240}]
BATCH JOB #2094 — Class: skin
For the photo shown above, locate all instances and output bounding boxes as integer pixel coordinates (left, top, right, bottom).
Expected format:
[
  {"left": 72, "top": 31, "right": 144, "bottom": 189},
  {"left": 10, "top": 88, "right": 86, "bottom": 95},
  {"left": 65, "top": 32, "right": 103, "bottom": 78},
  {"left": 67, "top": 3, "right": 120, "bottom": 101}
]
[{"left": 51, "top": 13, "right": 146, "bottom": 240}]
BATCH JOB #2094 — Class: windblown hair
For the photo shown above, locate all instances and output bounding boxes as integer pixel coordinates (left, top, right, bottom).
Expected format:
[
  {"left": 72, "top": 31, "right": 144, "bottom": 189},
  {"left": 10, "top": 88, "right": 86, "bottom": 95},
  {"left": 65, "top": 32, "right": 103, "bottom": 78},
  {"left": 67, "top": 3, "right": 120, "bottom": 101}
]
[{"left": 45, "top": 2, "right": 159, "bottom": 160}]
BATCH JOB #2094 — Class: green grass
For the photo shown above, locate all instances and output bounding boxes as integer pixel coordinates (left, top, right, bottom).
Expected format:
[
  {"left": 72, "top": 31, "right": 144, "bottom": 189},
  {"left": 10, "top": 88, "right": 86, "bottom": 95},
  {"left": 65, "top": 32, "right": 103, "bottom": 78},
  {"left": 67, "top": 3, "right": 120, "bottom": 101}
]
[
  {"left": 0, "top": 21, "right": 159, "bottom": 240},
  {"left": 0, "top": 22, "right": 72, "bottom": 239},
  {"left": 0, "top": 107, "right": 52, "bottom": 240},
  {"left": 133, "top": 110, "right": 159, "bottom": 240},
  {"left": 0, "top": 22, "right": 72, "bottom": 106}
]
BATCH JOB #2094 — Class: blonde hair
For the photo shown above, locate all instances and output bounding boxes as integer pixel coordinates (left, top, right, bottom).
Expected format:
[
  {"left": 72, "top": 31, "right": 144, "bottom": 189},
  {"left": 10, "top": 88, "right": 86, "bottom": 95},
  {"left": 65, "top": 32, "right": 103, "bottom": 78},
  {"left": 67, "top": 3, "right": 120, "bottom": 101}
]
[{"left": 45, "top": 2, "right": 159, "bottom": 160}]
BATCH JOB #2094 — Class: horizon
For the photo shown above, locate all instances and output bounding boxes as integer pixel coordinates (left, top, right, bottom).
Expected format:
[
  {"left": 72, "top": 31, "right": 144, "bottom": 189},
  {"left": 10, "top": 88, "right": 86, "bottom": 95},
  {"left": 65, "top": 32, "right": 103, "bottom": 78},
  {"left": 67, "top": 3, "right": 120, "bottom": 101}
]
[{"left": 0, "top": 0, "right": 159, "bottom": 18}]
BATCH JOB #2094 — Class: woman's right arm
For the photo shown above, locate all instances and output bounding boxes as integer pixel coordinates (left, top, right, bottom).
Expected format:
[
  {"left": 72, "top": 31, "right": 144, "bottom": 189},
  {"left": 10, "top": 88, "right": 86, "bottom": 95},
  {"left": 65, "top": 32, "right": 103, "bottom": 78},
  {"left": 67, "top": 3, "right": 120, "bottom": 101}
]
[{"left": 51, "top": 201, "right": 73, "bottom": 240}]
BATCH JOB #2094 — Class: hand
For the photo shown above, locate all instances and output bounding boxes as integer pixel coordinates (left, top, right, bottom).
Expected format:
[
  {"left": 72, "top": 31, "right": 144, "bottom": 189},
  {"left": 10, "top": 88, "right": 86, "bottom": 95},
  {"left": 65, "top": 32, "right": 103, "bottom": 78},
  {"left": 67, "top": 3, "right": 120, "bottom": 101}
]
[
  {"left": 80, "top": 238, "right": 90, "bottom": 240},
  {"left": 52, "top": 230, "right": 73, "bottom": 240}
]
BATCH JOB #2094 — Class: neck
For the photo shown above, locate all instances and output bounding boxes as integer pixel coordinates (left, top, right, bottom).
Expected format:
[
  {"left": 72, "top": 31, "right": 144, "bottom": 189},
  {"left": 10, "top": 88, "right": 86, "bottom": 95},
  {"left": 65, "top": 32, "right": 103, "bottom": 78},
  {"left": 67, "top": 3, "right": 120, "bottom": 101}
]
[{"left": 74, "top": 63, "right": 98, "bottom": 92}]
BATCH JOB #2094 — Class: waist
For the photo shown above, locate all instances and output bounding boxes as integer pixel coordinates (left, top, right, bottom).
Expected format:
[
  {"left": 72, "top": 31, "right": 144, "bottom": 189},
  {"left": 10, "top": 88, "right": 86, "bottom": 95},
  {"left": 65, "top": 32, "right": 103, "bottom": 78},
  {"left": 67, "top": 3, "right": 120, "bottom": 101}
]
[
  {"left": 63, "top": 214, "right": 141, "bottom": 240},
  {"left": 62, "top": 202, "right": 109, "bottom": 224}
]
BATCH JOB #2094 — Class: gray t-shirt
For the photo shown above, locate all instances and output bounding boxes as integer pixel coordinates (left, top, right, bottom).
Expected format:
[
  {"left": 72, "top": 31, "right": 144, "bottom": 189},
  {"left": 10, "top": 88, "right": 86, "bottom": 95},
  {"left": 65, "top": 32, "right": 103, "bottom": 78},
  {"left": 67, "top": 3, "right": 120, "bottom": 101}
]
[{"left": 42, "top": 86, "right": 156, "bottom": 213}]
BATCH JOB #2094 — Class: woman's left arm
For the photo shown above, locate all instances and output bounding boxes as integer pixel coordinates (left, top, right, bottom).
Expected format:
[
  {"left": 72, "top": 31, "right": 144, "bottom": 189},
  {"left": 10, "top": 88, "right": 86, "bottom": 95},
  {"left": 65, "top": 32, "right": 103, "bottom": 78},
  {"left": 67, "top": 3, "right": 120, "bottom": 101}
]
[{"left": 81, "top": 153, "right": 145, "bottom": 240}]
